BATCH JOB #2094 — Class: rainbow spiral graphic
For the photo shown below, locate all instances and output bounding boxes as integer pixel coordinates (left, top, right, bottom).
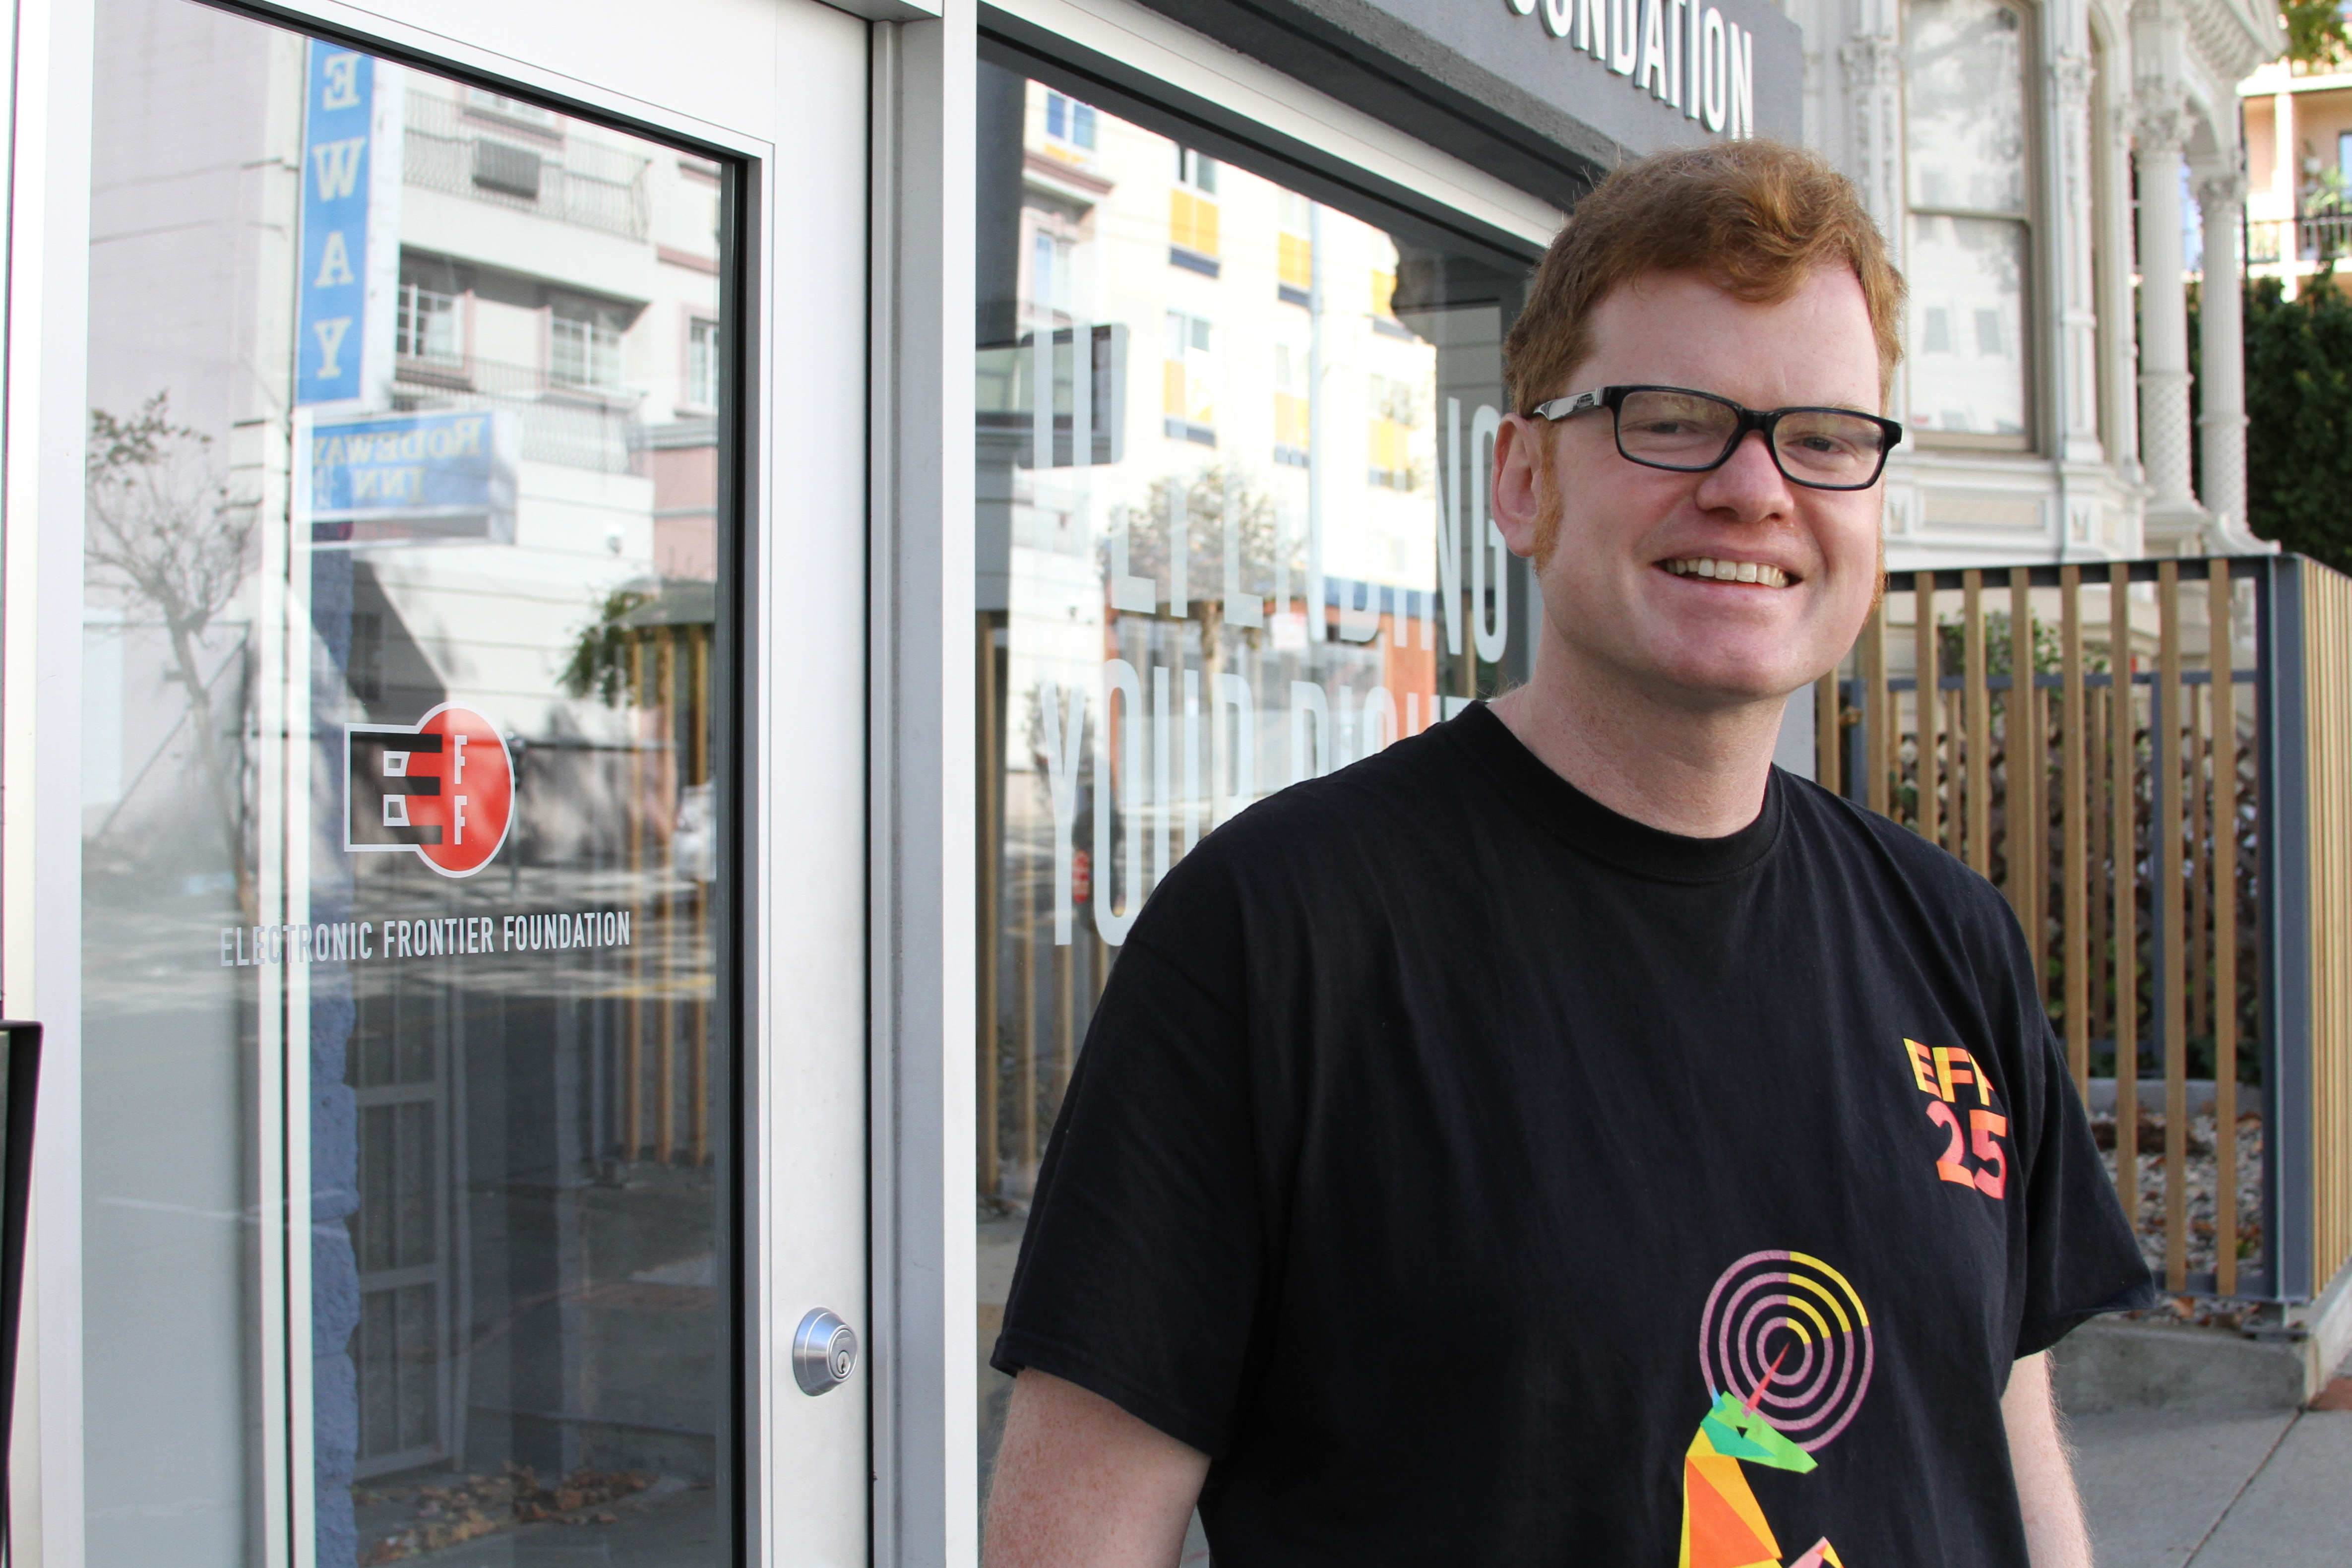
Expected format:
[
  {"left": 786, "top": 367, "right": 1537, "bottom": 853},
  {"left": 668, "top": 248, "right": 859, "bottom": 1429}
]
[{"left": 1697, "top": 1251, "right": 1874, "bottom": 1453}]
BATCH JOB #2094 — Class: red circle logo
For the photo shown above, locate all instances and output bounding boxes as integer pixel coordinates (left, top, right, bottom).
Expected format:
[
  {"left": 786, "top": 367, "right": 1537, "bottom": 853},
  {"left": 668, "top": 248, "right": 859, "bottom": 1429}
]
[{"left": 345, "top": 703, "right": 515, "bottom": 877}]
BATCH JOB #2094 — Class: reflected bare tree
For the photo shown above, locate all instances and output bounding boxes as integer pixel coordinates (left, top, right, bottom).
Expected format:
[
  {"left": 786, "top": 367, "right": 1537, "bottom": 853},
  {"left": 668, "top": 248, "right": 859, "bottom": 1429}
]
[
  {"left": 85, "top": 393, "right": 259, "bottom": 919},
  {"left": 1100, "top": 463, "right": 1298, "bottom": 681}
]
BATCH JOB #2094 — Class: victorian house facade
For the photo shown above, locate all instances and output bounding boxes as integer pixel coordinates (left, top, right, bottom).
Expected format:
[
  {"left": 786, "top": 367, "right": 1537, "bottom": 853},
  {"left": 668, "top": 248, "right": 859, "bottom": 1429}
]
[{"left": 1790, "top": 0, "right": 2281, "bottom": 571}]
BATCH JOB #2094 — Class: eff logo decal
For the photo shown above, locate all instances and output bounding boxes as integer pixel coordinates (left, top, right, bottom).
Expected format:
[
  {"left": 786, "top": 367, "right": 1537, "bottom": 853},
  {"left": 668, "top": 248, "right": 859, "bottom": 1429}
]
[
  {"left": 346, "top": 703, "right": 514, "bottom": 877},
  {"left": 1902, "top": 1037, "right": 2008, "bottom": 1200}
]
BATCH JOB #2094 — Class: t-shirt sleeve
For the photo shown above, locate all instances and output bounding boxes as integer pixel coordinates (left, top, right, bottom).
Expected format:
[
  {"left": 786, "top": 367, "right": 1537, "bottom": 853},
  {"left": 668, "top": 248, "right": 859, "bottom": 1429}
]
[
  {"left": 990, "top": 924, "right": 1267, "bottom": 1458},
  {"left": 2013, "top": 1002, "right": 2159, "bottom": 1358}
]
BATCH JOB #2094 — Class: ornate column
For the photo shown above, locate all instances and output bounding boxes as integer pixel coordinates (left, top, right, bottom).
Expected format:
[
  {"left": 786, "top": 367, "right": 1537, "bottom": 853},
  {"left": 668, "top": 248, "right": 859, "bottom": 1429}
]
[
  {"left": 2049, "top": 49, "right": 2103, "bottom": 465},
  {"left": 1839, "top": 32, "right": 1904, "bottom": 238},
  {"left": 1840, "top": 31, "right": 1904, "bottom": 422},
  {"left": 2275, "top": 86, "right": 2299, "bottom": 300},
  {"left": 2196, "top": 171, "right": 2256, "bottom": 550},
  {"left": 2133, "top": 88, "right": 2207, "bottom": 539}
]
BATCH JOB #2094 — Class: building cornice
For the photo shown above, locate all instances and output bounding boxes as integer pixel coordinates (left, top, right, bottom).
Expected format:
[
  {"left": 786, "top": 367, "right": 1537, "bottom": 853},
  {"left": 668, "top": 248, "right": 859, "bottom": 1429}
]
[{"left": 2179, "top": 0, "right": 2284, "bottom": 90}]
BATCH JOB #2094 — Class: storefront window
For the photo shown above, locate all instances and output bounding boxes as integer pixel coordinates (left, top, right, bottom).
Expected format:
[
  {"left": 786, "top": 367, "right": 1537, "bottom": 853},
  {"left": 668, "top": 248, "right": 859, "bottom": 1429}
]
[
  {"left": 973, "top": 58, "right": 1533, "bottom": 1506},
  {"left": 83, "top": 1, "right": 735, "bottom": 1561},
  {"left": 1904, "top": 0, "right": 2032, "bottom": 443}
]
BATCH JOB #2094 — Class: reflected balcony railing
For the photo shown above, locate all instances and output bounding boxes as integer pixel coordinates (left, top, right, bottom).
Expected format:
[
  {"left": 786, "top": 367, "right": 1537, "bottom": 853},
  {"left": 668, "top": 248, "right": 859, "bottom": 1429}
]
[
  {"left": 394, "top": 352, "right": 647, "bottom": 474},
  {"left": 403, "top": 90, "right": 652, "bottom": 241},
  {"left": 2246, "top": 214, "right": 2352, "bottom": 267}
]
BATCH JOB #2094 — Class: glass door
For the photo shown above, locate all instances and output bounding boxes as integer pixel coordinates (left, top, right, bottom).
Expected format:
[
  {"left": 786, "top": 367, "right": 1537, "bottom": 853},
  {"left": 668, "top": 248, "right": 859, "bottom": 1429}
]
[{"left": 69, "top": 0, "right": 869, "bottom": 1563}]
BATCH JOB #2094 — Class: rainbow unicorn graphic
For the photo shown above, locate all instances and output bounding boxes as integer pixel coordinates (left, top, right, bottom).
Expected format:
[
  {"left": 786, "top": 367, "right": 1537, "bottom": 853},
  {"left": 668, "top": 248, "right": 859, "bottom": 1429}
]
[{"left": 1679, "top": 1250, "right": 1874, "bottom": 1568}]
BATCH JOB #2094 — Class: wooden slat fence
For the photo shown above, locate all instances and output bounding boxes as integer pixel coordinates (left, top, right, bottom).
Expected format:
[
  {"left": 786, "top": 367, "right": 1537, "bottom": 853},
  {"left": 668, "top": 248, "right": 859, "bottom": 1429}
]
[
  {"left": 612, "top": 620, "right": 717, "bottom": 1169},
  {"left": 1822, "top": 555, "right": 2352, "bottom": 1304}
]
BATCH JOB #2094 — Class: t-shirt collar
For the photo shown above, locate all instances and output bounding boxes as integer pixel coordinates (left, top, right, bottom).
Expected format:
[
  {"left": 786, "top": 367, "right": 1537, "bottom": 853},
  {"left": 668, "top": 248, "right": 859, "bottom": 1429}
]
[{"left": 1450, "top": 701, "right": 1785, "bottom": 882}]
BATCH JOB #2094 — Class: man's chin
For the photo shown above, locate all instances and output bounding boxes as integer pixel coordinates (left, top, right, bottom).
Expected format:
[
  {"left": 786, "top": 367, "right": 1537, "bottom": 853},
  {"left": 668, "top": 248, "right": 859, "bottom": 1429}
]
[
  {"left": 1563, "top": 629, "right": 1826, "bottom": 715},
  {"left": 1637, "top": 660, "right": 1816, "bottom": 714}
]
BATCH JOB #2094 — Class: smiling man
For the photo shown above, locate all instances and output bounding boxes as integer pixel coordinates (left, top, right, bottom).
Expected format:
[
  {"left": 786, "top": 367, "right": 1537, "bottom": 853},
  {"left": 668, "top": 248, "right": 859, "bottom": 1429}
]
[{"left": 985, "top": 142, "right": 2153, "bottom": 1568}]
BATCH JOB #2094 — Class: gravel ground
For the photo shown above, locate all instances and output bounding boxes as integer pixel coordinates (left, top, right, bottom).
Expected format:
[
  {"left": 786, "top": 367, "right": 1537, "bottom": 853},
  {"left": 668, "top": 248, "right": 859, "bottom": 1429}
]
[{"left": 2093, "top": 1111, "right": 2264, "bottom": 1322}]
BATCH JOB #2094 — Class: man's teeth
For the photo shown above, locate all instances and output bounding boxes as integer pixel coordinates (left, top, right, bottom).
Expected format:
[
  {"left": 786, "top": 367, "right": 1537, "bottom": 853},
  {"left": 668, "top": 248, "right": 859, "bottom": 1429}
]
[{"left": 1664, "top": 557, "right": 1789, "bottom": 587}]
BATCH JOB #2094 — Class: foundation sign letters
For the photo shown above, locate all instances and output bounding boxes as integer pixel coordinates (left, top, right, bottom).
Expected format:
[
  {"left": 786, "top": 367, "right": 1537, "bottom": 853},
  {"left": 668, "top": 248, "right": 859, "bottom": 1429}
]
[{"left": 347, "top": 702, "right": 515, "bottom": 876}]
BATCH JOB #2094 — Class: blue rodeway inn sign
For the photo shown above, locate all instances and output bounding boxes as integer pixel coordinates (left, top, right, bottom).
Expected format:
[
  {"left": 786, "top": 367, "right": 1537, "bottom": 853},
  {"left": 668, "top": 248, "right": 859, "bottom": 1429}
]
[{"left": 308, "top": 410, "right": 521, "bottom": 545}]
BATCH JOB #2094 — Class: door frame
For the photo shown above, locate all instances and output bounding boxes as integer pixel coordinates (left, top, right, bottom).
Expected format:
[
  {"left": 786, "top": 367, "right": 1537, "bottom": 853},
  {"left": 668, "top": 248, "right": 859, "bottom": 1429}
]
[{"left": 865, "top": 8, "right": 980, "bottom": 1566}]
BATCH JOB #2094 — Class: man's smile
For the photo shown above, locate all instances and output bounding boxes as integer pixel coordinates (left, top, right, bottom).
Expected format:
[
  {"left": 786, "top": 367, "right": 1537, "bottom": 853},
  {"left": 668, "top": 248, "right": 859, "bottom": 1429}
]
[{"left": 1658, "top": 556, "right": 1797, "bottom": 588}]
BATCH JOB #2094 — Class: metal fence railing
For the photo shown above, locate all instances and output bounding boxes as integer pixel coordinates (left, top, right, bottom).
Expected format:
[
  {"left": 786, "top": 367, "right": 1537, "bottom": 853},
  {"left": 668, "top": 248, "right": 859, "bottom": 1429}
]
[
  {"left": 2247, "top": 215, "right": 2352, "bottom": 267},
  {"left": 1822, "top": 556, "right": 2352, "bottom": 1303},
  {"left": 402, "top": 91, "right": 651, "bottom": 241},
  {"left": 392, "top": 355, "right": 647, "bottom": 474}
]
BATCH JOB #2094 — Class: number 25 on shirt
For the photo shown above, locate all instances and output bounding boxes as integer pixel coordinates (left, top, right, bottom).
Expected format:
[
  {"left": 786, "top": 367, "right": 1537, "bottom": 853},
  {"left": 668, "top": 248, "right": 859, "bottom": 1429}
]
[{"left": 1903, "top": 1037, "right": 2006, "bottom": 1200}]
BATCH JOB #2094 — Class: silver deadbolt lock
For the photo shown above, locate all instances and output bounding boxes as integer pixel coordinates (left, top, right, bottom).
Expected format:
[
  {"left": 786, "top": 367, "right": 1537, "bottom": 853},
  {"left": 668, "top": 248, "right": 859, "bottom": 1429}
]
[{"left": 793, "top": 1309, "right": 858, "bottom": 1395}]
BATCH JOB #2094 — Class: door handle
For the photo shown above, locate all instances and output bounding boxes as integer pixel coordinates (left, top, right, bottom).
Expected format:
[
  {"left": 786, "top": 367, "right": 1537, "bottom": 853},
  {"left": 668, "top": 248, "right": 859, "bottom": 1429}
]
[{"left": 793, "top": 1308, "right": 858, "bottom": 1395}]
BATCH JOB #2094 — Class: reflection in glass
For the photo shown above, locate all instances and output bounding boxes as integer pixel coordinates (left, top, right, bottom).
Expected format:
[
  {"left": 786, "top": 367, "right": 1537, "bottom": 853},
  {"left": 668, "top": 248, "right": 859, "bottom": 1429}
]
[
  {"left": 1904, "top": 0, "right": 2025, "bottom": 213},
  {"left": 82, "top": 2, "right": 732, "bottom": 1562},
  {"left": 1904, "top": 0, "right": 2030, "bottom": 438},
  {"left": 972, "top": 60, "right": 1533, "bottom": 1525},
  {"left": 1906, "top": 213, "right": 2028, "bottom": 437}
]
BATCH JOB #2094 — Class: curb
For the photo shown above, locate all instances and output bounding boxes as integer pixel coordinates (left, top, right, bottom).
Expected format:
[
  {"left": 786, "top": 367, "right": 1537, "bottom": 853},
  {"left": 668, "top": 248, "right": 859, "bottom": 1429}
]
[
  {"left": 2053, "top": 1261, "right": 2352, "bottom": 1413},
  {"left": 2053, "top": 1318, "right": 2306, "bottom": 1413}
]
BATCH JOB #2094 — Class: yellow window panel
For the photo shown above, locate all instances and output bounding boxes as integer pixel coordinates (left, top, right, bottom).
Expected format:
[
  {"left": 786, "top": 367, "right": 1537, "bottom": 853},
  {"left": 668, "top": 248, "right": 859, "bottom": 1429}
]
[
  {"left": 1187, "top": 378, "right": 1216, "bottom": 426},
  {"left": 1275, "top": 392, "right": 1309, "bottom": 448},
  {"left": 1370, "top": 418, "right": 1409, "bottom": 470},
  {"left": 1170, "top": 190, "right": 1220, "bottom": 257},
  {"left": 1164, "top": 359, "right": 1188, "bottom": 417},
  {"left": 1370, "top": 268, "right": 1396, "bottom": 318},
  {"left": 1279, "top": 233, "right": 1312, "bottom": 290}
]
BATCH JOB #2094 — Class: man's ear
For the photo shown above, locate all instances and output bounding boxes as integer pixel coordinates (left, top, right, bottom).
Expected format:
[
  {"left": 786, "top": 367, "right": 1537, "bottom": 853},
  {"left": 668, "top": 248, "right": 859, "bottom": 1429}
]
[{"left": 1491, "top": 414, "right": 1548, "bottom": 561}]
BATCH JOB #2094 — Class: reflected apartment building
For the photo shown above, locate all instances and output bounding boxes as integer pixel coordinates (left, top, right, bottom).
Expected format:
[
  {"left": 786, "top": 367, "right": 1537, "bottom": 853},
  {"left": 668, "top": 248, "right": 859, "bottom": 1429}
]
[
  {"left": 83, "top": 2, "right": 734, "bottom": 1562},
  {"left": 973, "top": 62, "right": 1547, "bottom": 1476}
]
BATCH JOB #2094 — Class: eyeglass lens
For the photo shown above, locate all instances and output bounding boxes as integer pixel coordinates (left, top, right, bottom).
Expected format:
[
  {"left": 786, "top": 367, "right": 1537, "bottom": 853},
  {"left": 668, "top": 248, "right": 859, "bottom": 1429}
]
[{"left": 1615, "top": 388, "right": 1888, "bottom": 487}]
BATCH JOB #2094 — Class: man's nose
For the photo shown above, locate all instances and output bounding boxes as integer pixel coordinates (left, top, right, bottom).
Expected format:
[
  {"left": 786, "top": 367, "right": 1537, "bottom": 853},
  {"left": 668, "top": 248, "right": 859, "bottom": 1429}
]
[{"left": 1694, "top": 430, "right": 1792, "bottom": 520}]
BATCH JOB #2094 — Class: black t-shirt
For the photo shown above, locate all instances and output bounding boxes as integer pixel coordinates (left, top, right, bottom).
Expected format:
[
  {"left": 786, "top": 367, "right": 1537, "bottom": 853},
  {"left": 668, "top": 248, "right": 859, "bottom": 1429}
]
[{"left": 993, "top": 702, "right": 2154, "bottom": 1568}]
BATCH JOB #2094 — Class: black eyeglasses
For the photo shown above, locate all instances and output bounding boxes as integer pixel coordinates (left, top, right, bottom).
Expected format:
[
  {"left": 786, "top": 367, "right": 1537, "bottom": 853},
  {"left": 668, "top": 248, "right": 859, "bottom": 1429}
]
[{"left": 1532, "top": 384, "right": 1903, "bottom": 492}]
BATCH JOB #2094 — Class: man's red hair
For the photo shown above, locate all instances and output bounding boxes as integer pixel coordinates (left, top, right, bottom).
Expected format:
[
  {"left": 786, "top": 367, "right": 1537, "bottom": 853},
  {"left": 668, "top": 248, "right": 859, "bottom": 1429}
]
[{"left": 1503, "top": 138, "right": 1906, "bottom": 418}]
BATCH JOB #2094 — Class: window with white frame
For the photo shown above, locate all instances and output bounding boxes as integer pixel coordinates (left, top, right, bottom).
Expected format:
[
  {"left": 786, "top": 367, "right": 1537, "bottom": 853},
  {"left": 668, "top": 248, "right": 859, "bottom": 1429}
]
[
  {"left": 1044, "top": 89, "right": 1097, "bottom": 153},
  {"left": 1170, "top": 147, "right": 1221, "bottom": 268},
  {"left": 396, "top": 281, "right": 460, "bottom": 364},
  {"left": 1031, "top": 226, "right": 1076, "bottom": 318},
  {"left": 1904, "top": 0, "right": 2031, "bottom": 444},
  {"left": 687, "top": 316, "right": 720, "bottom": 408},
  {"left": 1273, "top": 340, "right": 1310, "bottom": 465},
  {"left": 1163, "top": 309, "right": 1215, "bottom": 442},
  {"left": 466, "top": 86, "right": 557, "bottom": 127},
  {"left": 551, "top": 296, "right": 627, "bottom": 390},
  {"left": 1176, "top": 146, "right": 1217, "bottom": 195}
]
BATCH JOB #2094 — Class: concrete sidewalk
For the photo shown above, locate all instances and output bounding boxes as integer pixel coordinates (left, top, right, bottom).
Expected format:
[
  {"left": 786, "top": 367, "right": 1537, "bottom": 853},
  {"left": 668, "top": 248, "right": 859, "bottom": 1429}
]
[{"left": 2073, "top": 1402, "right": 2352, "bottom": 1566}]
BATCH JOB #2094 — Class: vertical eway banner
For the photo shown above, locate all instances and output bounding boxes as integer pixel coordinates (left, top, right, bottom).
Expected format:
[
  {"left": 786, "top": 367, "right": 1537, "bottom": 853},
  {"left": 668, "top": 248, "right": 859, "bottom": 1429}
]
[
  {"left": 292, "top": 36, "right": 401, "bottom": 1568},
  {"left": 297, "top": 40, "right": 399, "bottom": 407}
]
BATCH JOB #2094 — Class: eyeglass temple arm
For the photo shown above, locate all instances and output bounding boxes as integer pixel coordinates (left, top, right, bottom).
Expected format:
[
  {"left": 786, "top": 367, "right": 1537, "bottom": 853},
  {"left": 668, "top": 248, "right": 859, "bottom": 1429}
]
[{"left": 1533, "top": 387, "right": 1609, "bottom": 421}]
